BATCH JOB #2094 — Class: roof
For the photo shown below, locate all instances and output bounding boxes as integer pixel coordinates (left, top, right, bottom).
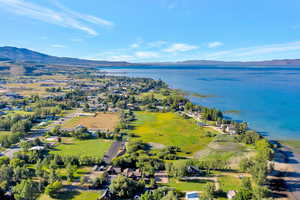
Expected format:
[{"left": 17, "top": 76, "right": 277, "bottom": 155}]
[{"left": 29, "top": 146, "right": 45, "bottom": 151}]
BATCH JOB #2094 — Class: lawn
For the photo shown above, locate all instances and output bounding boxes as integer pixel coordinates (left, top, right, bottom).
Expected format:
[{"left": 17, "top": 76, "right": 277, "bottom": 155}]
[
  {"left": 129, "top": 112, "right": 214, "bottom": 156},
  {"left": 218, "top": 175, "right": 242, "bottom": 192},
  {"left": 50, "top": 138, "right": 112, "bottom": 158},
  {"left": 38, "top": 190, "right": 101, "bottom": 200},
  {"left": 57, "top": 167, "right": 92, "bottom": 179},
  {"left": 62, "top": 112, "right": 119, "bottom": 131},
  {"left": 165, "top": 178, "right": 212, "bottom": 191}
]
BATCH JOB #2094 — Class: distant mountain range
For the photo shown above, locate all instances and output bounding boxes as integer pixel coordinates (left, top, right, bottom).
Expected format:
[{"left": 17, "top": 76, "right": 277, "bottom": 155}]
[
  {"left": 0, "top": 46, "right": 130, "bottom": 67},
  {"left": 1, "top": 46, "right": 300, "bottom": 67}
]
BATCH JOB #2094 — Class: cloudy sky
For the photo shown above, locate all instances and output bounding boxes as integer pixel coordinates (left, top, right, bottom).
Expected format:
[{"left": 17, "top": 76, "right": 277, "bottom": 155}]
[{"left": 1, "top": 0, "right": 300, "bottom": 62}]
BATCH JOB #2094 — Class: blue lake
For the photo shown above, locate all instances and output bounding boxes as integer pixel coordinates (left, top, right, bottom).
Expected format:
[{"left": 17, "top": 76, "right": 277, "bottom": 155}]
[{"left": 99, "top": 66, "right": 300, "bottom": 139}]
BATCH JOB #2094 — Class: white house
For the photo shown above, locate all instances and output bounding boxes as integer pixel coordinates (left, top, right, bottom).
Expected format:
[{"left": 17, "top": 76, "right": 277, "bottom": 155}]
[{"left": 185, "top": 192, "right": 200, "bottom": 200}]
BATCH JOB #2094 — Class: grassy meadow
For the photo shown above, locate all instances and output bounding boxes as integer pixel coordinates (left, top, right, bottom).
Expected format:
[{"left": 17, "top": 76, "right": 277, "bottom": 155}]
[
  {"left": 50, "top": 137, "right": 112, "bottom": 158},
  {"left": 128, "top": 112, "right": 216, "bottom": 156}
]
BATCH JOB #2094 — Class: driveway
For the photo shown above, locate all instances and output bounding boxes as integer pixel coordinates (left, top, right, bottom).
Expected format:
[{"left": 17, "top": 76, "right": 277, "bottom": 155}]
[{"left": 103, "top": 141, "right": 125, "bottom": 164}]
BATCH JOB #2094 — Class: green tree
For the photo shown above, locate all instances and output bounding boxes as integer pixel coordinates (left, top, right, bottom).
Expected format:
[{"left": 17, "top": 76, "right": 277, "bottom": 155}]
[
  {"left": 235, "top": 178, "right": 253, "bottom": 200},
  {"left": 203, "top": 182, "right": 215, "bottom": 200},
  {"left": 109, "top": 175, "right": 144, "bottom": 199},
  {"left": 45, "top": 181, "right": 63, "bottom": 198},
  {"left": 13, "top": 179, "right": 38, "bottom": 200}
]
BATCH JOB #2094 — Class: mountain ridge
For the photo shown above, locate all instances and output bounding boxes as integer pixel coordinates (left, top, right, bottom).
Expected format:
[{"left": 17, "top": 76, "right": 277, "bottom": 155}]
[{"left": 1, "top": 46, "right": 300, "bottom": 67}]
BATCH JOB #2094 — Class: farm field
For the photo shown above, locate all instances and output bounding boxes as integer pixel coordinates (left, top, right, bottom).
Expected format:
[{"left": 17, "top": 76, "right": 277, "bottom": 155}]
[
  {"left": 50, "top": 137, "right": 112, "bottom": 158},
  {"left": 129, "top": 112, "right": 216, "bottom": 156},
  {"left": 4, "top": 82, "right": 66, "bottom": 96},
  {"left": 62, "top": 112, "right": 119, "bottom": 131}
]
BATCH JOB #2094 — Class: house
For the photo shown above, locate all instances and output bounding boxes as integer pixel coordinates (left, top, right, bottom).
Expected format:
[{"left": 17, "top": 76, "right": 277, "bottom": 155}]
[
  {"left": 107, "top": 166, "right": 122, "bottom": 175},
  {"left": 123, "top": 168, "right": 134, "bottom": 177},
  {"left": 45, "top": 136, "right": 59, "bottom": 142},
  {"left": 226, "top": 125, "right": 238, "bottom": 135},
  {"left": 154, "top": 171, "right": 168, "bottom": 184},
  {"left": 185, "top": 192, "right": 200, "bottom": 200},
  {"left": 92, "top": 165, "right": 99, "bottom": 171},
  {"left": 227, "top": 190, "right": 236, "bottom": 199},
  {"left": 29, "top": 146, "right": 45, "bottom": 151},
  {"left": 75, "top": 125, "right": 87, "bottom": 130},
  {"left": 186, "top": 165, "right": 202, "bottom": 176}
]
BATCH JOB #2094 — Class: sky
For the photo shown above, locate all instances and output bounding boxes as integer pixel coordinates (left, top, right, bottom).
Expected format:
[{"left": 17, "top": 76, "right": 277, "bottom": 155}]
[{"left": 1, "top": 0, "right": 300, "bottom": 62}]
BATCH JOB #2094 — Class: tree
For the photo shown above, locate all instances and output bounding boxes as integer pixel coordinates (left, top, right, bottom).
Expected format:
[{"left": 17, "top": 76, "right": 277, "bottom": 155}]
[
  {"left": 235, "top": 178, "right": 253, "bottom": 200},
  {"left": 203, "top": 182, "right": 215, "bottom": 200},
  {"left": 66, "top": 164, "right": 77, "bottom": 181},
  {"left": 140, "top": 187, "right": 176, "bottom": 200},
  {"left": 80, "top": 176, "right": 88, "bottom": 185},
  {"left": 13, "top": 179, "right": 38, "bottom": 200},
  {"left": 45, "top": 181, "right": 63, "bottom": 198},
  {"left": 239, "top": 158, "right": 253, "bottom": 172},
  {"left": 109, "top": 175, "right": 144, "bottom": 199},
  {"left": 161, "top": 191, "right": 178, "bottom": 200}
]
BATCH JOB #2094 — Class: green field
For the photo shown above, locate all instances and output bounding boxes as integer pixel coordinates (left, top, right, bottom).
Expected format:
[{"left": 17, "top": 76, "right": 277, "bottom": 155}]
[
  {"left": 165, "top": 178, "right": 212, "bottom": 191},
  {"left": 50, "top": 138, "right": 112, "bottom": 158},
  {"left": 129, "top": 112, "right": 215, "bottom": 155},
  {"left": 38, "top": 190, "right": 101, "bottom": 200}
]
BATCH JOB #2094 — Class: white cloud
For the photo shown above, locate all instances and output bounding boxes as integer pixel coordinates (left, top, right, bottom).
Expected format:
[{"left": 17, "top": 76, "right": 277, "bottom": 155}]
[
  {"left": 148, "top": 40, "right": 167, "bottom": 48},
  {"left": 0, "top": 0, "right": 113, "bottom": 36},
  {"left": 208, "top": 41, "right": 223, "bottom": 48},
  {"left": 135, "top": 51, "right": 159, "bottom": 58},
  {"left": 51, "top": 44, "right": 66, "bottom": 48},
  {"left": 203, "top": 41, "right": 300, "bottom": 60},
  {"left": 164, "top": 43, "right": 198, "bottom": 53},
  {"left": 130, "top": 43, "right": 140, "bottom": 48}
]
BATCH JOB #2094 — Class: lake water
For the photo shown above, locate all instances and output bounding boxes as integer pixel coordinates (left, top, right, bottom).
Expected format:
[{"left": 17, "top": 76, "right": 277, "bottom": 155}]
[{"left": 99, "top": 66, "right": 300, "bottom": 139}]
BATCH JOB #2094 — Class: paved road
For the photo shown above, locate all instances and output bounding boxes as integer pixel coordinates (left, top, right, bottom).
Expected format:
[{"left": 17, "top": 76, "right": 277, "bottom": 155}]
[
  {"left": 281, "top": 146, "right": 300, "bottom": 200},
  {"left": 103, "top": 141, "right": 125, "bottom": 164}
]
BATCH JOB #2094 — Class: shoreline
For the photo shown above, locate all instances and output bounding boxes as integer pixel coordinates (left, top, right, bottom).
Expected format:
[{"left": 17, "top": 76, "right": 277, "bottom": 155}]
[
  {"left": 270, "top": 141, "right": 300, "bottom": 200},
  {"left": 100, "top": 67, "right": 299, "bottom": 140}
]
